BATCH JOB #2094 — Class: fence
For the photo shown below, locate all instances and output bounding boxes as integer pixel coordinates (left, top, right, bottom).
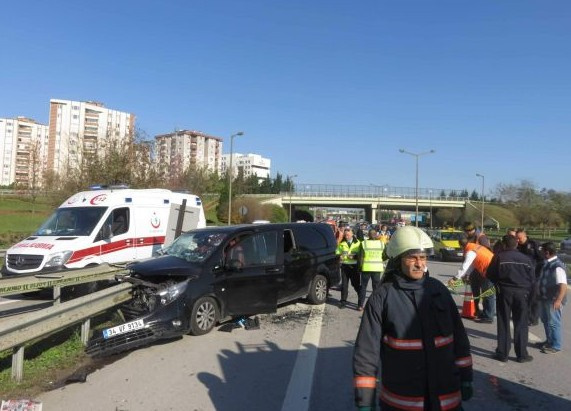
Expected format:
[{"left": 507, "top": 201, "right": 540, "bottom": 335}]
[{"left": 0, "top": 264, "right": 131, "bottom": 382}]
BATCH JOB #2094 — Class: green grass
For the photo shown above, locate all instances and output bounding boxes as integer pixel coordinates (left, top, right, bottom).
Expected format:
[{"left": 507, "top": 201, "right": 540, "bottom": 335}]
[
  {"left": 0, "top": 196, "right": 54, "bottom": 247},
  {"left": 0, "top": 312, "right": 122, "bottom": 398}
]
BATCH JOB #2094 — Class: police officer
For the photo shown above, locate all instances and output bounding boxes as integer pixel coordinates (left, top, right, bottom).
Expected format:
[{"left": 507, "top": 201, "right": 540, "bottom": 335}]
[
  {"left": 353, "top": 226, "right": 473, "bottom": 410},
  {"left": 336, "top": 227, "right": 361, "bottom": 308},
  {"left": 487, "top": 235, "right": 535, "bottom": 363},
  {"left": 357, "top": 228, "right": 385, "bottom": 311}
]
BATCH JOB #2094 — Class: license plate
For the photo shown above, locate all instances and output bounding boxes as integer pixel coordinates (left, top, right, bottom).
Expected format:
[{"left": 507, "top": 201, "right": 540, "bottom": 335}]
[
  {"left": 457, "top": 252, "right": 464, "bottom": 257},
  {"left": 103, "top": 319, "right": 145, "bottom": 339}
]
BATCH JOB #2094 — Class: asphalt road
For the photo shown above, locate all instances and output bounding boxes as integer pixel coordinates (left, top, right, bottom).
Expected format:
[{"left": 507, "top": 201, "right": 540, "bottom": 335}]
[{"left": 29, "top": 262, "right": 571, "bottom": 410}]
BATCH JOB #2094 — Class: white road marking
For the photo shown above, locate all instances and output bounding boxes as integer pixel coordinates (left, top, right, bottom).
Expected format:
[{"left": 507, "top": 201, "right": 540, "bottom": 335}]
[
  {"left": 281, "top": 304, "right": 325, "bottom": 411},
  {"left": 0, "top": 297, "right": 16, "bottom": 306},
  {"left": 508, "top": 320, "right": 542, "bottom": 343}
]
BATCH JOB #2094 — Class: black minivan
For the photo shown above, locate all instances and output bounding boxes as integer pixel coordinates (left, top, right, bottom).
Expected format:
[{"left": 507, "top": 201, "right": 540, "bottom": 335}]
[{"left": 87, "top": 223, "right": 340, "bottom": 356}]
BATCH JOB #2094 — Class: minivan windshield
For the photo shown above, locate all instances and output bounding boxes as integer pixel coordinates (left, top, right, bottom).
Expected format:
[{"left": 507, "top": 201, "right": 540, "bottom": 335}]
[
  {"left": 35, "top": 207, "right": 107, "bottom": 236},
  {"left": 165, "top": 231, "right": 227, "bottom": 263}
]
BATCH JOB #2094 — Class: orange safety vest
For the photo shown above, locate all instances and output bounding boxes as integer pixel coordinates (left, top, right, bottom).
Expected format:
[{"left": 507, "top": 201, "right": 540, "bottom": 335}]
[{"left": 465, "top": 243, "right": 494, "bottom": 277}]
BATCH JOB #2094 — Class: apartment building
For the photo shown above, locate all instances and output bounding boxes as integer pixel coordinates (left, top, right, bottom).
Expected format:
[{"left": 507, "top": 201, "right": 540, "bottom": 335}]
[
  {"left": 155, "top": 130, "right": 223, "bottom": 174},
  {"left": 47, "top": 99, "right": 135, "bottom": 175},
  {"left": 221, "top": 152, "right": 271, "bottom": 180},
  {"left": 0, "top": 117, "right": 49, "bottom": 187}
]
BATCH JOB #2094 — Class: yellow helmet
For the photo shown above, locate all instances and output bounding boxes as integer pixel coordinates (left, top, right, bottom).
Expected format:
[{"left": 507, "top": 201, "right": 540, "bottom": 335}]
[{"left": 385, "top": 226, "right": 433, "bottom": 258}]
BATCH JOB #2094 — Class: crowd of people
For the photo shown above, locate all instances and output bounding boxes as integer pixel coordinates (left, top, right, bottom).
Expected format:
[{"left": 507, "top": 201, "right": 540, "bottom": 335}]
[
  {"left": 322, "top": 218, "right": 569, "bottom": 410},
  {"left": 451, "top": 223, "right": 568, "bottom": 363}
]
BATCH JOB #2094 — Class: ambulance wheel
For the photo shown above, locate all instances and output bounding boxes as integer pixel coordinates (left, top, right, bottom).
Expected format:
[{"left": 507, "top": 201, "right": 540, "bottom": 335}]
[
  {"left": 308, "top": 274, "right": 328, "bottom": 305},
  {"left": 189, "top": 296, "right": 219, "bottom": 336},
  {"left": 440, "top": 251, "right": 447, "bottom": 262}
]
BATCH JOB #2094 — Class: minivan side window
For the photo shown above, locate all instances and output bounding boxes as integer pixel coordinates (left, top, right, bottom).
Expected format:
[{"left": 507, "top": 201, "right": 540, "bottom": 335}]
[
  {"left": 293, "top": 226, "right": 328, "bottom": 250},
  {"left": 284, "top": 230, "right": 296, "bottom": 253},
  {"left": 226, "top": 231, "right": 278, "bottom": 267}
]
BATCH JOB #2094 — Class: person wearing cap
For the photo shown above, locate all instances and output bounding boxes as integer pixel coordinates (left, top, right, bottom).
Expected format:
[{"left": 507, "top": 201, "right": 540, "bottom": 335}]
[
  {"left": 336, "top": 227, "right": 362, "bottom": 308},
  {"left": 451, "top": 234, "right": 496, "bottom": 323},
  {"left": 357, "top": 228, "right": 385, "bottom": 311},
  {"left": 353, "top": 226, "right": 473, "bottom": 411},
  {"left": 463, "top": 221, "right": 491, "bottom": 250},
  {"left": 463, "top": 221, "right": 491, "bottom": 318}
]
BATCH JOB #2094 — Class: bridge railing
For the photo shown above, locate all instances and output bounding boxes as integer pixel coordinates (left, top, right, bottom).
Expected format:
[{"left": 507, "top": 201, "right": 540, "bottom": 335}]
[{"left": 282, "top": 184, "right": 469, "bottom": 201}]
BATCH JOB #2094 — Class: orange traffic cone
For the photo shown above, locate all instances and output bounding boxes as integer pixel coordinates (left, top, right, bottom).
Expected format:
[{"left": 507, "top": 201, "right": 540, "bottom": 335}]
[{"left": 461, "top": 284, "right": 476, "bottom": 319}]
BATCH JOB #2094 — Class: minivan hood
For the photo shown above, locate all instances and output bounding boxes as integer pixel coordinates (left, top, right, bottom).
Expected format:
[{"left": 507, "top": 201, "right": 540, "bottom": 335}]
[{"left": 129, "top": 255, "right": 202, "bottom": 277}]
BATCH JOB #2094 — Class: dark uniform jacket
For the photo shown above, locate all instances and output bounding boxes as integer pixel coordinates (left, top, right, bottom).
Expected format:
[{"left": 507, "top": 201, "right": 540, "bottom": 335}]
[
  {"left": 487, "top": 250, "right": 535, "bottom": 291},
  {"left": 517, "top": 239, "right": 544, "bottom": 277},
  {"left": 353, "top": 271, "right": 473, "bottom": 410}
]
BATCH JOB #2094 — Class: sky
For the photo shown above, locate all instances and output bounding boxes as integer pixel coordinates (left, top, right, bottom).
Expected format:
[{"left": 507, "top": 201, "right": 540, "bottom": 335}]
[{"left": 1, "top": 0, "right": 570, "bottom": 196}]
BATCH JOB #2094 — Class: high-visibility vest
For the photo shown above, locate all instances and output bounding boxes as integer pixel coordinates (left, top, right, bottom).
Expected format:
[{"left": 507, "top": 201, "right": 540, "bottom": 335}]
[
  {"left": 465, "top": 243, "right": 494, "bottom": 276},
  {"left": 361, "top": 239, "right": 385, "bottom": 272},
  {"left": 337, "top": 239, "right": 361, "bottom": 265}
]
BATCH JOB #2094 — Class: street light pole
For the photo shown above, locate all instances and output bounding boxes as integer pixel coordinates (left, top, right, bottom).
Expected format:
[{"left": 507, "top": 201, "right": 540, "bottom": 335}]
[
  {"left": 399, "top": 149, "right": 436, "bottom": 227},
  {"left": 429, "top": 190, "right": 433, "bottom": 229},
  {"left": 476, "top": 173, "right": 485, "bottom": 231},
  {"left": 288, "top": 174, "right": 298, "bottom": 221},
  {"left": 227, "top": 131, "right": 244, "bottom": 225}
]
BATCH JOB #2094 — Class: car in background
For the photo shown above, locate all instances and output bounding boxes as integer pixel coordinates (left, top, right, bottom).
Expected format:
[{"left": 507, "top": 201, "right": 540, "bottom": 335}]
[
  {"left": 86, "top": 223, "right": 340, "bottom": 356},
  {"left": 430, "top": 229, "right": 464, "bottom": 262},
  {"left": 560, "top": 237, "right": 571, "bottom": 253}
]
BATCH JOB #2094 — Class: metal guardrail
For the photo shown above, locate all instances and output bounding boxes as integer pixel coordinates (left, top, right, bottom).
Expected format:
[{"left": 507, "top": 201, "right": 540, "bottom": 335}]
[{"left": 0, "top": 264, "right": 132, "bottom": 382}]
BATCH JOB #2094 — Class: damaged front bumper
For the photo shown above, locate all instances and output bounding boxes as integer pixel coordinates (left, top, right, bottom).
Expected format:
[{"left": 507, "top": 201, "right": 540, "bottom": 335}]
[{"left": 86, "top": 276, "right": 191, "bottom": 356}]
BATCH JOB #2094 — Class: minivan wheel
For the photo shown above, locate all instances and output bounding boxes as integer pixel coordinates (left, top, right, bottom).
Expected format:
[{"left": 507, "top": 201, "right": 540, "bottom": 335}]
[
  {"left": 308, "top": 274, "right": 328, "bottom": 305},
  {"left": 189, "top": 297, "right": 219, "bottom": 336}
]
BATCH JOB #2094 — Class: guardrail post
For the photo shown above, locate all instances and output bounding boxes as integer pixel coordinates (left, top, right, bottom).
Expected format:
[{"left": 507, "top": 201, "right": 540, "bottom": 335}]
[
  {"left": 53, "top": 285, "right": 61, "bottom": 305},
  {"left": 11, "top": 345, "right": 25, "bottom": 382},
  {"left": 81, "top": 319, "right": 91, "bottom": 345}
]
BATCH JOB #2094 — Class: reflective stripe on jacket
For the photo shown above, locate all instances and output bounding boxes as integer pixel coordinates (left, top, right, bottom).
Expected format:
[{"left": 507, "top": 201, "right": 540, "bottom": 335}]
[
  {"left": 353, "top": 273, "right": 472, "bottom": 410},
  {"left": 336, "top": 239, "right": 361, "bottom": 265},
  {"left": 464, "top": 243, "right": 494, "bottom": 277},
  {"left": 361, "top": 239, "right": 385, "bottom": 272}
]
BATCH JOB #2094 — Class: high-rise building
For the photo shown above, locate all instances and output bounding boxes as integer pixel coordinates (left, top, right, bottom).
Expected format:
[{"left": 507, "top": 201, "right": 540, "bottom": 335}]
[
  {"left": 155, "top": 130, "right": 223, "bottom": 175},
  {"left": 0, "top": 117, "right": 49, "bottom": 187},
  {"left": 221, "top": 153, "right": 271, "bottom": 180},
  {"left": 47, "top": 99, "right": 135, "bottom": 175}
]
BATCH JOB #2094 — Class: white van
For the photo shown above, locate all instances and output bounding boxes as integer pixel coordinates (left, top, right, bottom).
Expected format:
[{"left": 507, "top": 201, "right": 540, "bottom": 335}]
[{"left": 2, "top": 188, "right": 206, "bottom": 276}]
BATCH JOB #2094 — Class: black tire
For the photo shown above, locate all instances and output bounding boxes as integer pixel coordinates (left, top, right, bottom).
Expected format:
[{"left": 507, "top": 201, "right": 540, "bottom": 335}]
[
  {"left": 307, "top": 274, "right": 328, "bottom": 305},
  {"left": 189, "top": 296, "right": 219, "bottom": 336}
]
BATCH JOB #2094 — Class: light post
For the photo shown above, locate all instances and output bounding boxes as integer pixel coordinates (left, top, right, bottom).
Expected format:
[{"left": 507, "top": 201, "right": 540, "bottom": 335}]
[
  {"left": 399, "top": 148, "right": 435, "bottom": 227},
  {"left": 476, "top": 173, "right": 485, "bottom": 231},
  {"left": 429, "top": 190, "right": 433, "bottom": 229},
  {"left": 288, "top": 174, "right": 298, "bottom": 221},
  {"left": 227, "top": 131, "right": 244, "bottom": 225}
]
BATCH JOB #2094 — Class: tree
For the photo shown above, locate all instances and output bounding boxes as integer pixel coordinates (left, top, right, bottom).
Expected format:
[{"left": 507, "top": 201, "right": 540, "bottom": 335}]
[{"left": 469, "top": 190, "right": 479, "bottom": 201}]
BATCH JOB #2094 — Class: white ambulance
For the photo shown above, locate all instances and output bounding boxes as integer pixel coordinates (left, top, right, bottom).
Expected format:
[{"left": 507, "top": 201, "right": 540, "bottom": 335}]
[{"left": 2, "top": 187, "right": 206, "bottom": 276}]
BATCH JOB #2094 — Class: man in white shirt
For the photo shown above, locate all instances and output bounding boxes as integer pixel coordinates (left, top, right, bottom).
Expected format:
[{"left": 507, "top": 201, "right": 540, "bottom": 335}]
[{"left": 537, "top": 242, "right": 568, "bottom": 354}]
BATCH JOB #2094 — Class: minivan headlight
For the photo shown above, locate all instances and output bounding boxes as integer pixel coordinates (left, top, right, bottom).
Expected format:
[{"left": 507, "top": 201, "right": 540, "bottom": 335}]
[
  {"left": 44, "top": 250, "right": 74, "bottom": 268},
  {"left": 159, "top": 281, "right": 188, "bottom": 305}
]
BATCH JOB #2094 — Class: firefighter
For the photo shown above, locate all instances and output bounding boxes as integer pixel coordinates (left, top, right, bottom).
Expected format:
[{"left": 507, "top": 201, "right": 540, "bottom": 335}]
[{"left": 353, "top": 226, "right": 473, "bottom": 410}]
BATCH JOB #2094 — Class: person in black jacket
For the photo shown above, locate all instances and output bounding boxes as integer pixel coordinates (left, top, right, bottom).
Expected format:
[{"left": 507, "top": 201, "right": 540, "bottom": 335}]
[
  {"left": 487, "top": 235, "right": 536, "bottom": 363},
  {"left": 353, "top": 226, "right": 473, "bottom": 411},
  {"left": 516, "top": 229, "right": 544, "bottom": 326}
]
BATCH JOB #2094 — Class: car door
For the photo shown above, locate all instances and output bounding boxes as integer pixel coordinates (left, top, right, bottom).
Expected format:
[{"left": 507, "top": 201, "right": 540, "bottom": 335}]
[{"left": 220, "top": 230, "right": 284, "bottom": 315}]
